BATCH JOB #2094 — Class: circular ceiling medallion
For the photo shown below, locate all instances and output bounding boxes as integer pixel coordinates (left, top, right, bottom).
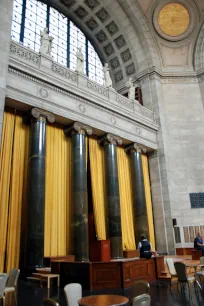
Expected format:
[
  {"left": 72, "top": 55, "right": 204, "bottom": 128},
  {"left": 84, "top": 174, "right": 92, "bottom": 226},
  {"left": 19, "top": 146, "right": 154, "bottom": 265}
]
[
  {"left": 153, "top": 1, "right": 194, "bottom": 41},
  {"left": 158, "top": 3, "right": 190, "bottom": 37}
]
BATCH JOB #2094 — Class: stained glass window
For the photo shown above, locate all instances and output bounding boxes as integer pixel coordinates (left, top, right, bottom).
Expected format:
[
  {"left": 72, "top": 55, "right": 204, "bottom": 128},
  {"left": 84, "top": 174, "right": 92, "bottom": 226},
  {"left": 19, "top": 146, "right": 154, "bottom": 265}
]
[{"left": 11, "top": 0, "right": 104, "bottom": 85}]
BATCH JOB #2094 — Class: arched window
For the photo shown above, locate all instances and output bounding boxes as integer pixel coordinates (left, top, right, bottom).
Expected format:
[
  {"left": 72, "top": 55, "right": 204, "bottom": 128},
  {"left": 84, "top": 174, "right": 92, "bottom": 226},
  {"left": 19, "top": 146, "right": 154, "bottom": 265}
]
[{"left": 11, "top": 0, "right": 104, "bottom": 85}]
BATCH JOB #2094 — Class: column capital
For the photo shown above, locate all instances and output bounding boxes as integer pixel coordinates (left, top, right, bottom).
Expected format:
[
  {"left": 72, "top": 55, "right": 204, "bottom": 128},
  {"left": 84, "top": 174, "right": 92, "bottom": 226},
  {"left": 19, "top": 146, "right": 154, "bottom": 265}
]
[
  {"left": 125, "top": 143, "right": 146, "bottom": 154},
  {"left": 64, "top": 121, "right": 92, "bottom": 136},
  {"left": 98, "top": 133, "right": 122, "bottom": 146},
  {"left": 24, "top": 108, "right": 55, "bottom": 124}
]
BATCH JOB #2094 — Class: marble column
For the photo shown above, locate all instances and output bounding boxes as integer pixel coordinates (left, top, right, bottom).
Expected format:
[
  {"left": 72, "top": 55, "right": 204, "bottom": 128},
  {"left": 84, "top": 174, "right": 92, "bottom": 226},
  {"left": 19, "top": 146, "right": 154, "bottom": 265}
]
[
  {"left": 64, "top": 122, "right": 92, "bottom": 261},
  {"left": 99, "top": 134, "right": 123, "bottom": 259},
  {"left": 27, "top": 108, "right": 55, "bottom": 270},
  {"left": 125, "top": 144, "right": 149, "bottom": 244}
]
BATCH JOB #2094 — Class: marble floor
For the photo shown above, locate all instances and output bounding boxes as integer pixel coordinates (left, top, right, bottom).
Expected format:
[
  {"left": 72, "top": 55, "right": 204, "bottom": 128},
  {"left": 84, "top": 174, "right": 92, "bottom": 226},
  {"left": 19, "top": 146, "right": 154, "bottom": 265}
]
[{"left": 4, "top": 279, "right": 203, "bottom": 306}]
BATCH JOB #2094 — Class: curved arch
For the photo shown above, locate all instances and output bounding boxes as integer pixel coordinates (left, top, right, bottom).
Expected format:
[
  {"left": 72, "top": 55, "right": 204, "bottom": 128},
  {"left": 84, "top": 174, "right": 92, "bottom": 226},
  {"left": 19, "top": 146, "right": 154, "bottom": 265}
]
[
  {"left": 194, "top": 19, "right": 204, "bottom": 71},
  {"left": 41, "top": 0, "right": 161, "bottom": 88}
]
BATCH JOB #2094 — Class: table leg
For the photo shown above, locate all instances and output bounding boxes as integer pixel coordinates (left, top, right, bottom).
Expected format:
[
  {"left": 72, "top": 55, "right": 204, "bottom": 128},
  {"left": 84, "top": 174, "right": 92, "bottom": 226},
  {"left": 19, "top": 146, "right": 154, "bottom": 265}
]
[
  {"left": 57, "top": 276, "right": 60, "bottom": 287},
  {"left": 48, "top": 278, "right": 50, "bottom": 289}
]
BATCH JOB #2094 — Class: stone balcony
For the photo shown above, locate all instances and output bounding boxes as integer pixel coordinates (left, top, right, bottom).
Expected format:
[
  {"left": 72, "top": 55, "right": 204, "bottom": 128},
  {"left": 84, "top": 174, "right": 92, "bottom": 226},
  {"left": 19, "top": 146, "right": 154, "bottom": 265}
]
[{"left": 6, "top": 40, "right": 159, "bottom": 149}]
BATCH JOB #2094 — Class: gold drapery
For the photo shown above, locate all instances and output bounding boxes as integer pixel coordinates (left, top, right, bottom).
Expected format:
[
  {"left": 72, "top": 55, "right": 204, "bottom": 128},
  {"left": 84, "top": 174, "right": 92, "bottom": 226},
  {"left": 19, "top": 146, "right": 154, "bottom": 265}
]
[
  {"left": 89, "top": 138, "right": 107, "bottom": 240},
  {"left": 117, "top": 147, "right": 136, "bottom": 250},
  {"left": 0, "top": 110, "right": 29, "bottom": 272},
  {"left": 142, "top": 154, "right": 155, "bottom": 250},
  {"left": 44, "top": 124, "right": 72, "bottom": 256}
]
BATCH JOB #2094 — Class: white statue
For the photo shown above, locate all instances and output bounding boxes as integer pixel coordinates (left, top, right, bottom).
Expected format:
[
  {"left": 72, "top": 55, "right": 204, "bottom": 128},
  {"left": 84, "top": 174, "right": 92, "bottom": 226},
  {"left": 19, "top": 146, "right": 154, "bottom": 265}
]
[
  {"left": 75, "top": 47, "right": 84, "bottom": 74},
  {"left": 126, "top": 77, "right": 135, "bottom": 100},
  {"left": 39, "top": 28, "right": 53, "bottom": 56},
  {"left": 103, "top": 63, "right": 112, "bottom": 88}
]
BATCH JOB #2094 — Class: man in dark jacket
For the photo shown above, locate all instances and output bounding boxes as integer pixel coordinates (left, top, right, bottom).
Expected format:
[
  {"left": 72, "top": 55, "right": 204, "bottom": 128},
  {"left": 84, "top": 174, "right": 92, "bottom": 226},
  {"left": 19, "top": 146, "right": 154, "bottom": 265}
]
[
  {"left": 194, "top": 233, "right": 204, "bottom": 256},
  {"left": 138, "top": 234, "right": 152, "bottom": 259}
]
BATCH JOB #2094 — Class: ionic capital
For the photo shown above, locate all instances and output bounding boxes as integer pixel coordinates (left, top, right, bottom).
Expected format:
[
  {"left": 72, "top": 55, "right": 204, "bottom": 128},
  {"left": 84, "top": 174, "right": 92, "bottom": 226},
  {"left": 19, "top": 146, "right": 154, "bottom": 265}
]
[
  {"left": 125, "top": 143, "right": 146, "bottom": 154},
  {"left": 98, "top": 133, "right": 122, "bottom": 146},
  {"left": 24, "top": 108, "right": 55, "bottom": 124},
  {"left": 64, "top": 121, "right": 92, "bottom": 136}
]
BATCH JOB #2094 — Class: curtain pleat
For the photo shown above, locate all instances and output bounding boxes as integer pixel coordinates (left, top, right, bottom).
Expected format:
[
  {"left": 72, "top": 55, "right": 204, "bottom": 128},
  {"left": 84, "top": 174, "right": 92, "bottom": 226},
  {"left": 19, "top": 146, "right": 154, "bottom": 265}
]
[
  {"left": 142, "top": 154, "right": 155, "bottom": 250},
  {"left": 0, "top": 110, "right": 15, "bottom": 272},
  {"left": 6, "top": 115, "right": 29, "bottom": 272},
  {"left": 89, "top": 138, "right": 106, "bottom": 240},
  {"left": 117, "top": 147, "right": 136, "bottom": 250},
  {"left": 44, "top": 124, "right": 72, "bottom": 256}
]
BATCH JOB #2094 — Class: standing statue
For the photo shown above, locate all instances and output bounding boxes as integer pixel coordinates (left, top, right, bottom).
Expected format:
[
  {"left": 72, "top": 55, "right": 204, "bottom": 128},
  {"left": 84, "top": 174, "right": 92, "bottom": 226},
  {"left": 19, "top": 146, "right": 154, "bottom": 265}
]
[
  {"left": 75, "top": 47, "right": 84, "bottom": 74},
  {"left": 126, "top": 77, "right": 135, "bottom": 100},
  {"left": 103, "top": 63, "right": 112, "bottom": 87},
  {"left": 39, "top": 28, "right": 53, "bottom": 56}
]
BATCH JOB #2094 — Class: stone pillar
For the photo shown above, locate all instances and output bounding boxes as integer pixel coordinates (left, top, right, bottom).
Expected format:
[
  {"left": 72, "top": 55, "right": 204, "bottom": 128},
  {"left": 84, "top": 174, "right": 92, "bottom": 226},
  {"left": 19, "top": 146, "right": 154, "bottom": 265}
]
[
  {"left": 125, "top": 143, "right": 149, "bottom": 244},
  {"left": 64, "top": 122, "right": 92, "bottom": 261},
  {"left": 27, "top": 108, "right": 55, "bottom": 270},
  {"left": 99, "top": 134, "right": 123, "bottom": 259},
  {"left": 0, "top": 0, "right": 14, "bottom": 142}
]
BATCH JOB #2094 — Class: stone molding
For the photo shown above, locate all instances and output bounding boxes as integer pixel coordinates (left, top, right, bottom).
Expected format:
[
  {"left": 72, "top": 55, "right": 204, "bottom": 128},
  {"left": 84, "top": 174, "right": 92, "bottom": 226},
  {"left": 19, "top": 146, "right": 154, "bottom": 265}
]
[
  {"left": 64, "top": 121, "right": 92, "bottom": 136},
  {"left": 8, "top": 41, "right": 156, "bottom": 127},
  {"left": 98, "top": 133, "right": 122, "bottom": 146}
]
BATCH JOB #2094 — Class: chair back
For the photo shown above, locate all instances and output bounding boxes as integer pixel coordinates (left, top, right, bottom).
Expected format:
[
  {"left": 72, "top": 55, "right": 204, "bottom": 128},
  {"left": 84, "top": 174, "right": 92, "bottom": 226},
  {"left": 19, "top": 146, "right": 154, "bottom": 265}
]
[
  {"left": 0, "top": 274, "right": 8, "bottom": 296},
  {"left": 174, "top": 262, "right": 187, "bottom": 282},
  {"left": 131, "top": 294, "right": 151, "bottom": 306},
  {"left": 166, "top": 258, "right": 177, "bottom": 277},
  {"left": 132, "top": 281, "right": 150, "bottom": 298},
  {"left": 200, "top": 256, "right": 204, "bottom": 265},
  {"left": 64, "top": 283, "right": 82, "bottom": 306},
  {"left": 42, "top": 298, "right": 59, "bottom": 306},
  {"left": 6, "top": 268, "right": 20, "bottom": 287}
]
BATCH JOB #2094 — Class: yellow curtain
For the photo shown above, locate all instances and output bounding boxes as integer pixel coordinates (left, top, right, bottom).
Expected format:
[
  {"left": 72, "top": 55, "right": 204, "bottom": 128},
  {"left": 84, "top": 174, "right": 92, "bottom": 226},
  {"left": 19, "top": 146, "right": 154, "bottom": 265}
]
[
  {"left": 142, "top": 154, "right": 155, "bottom": 250},
  {"left": 117, "top": 147, "right": 136, "bottom": 250},
  {"left": 89, "top": 138, "right": 106, "bottom": 240},
  {"left": 6, "top": 115, "right": 30, "bottom": 272},
  {"left": 0, "top": 110, "right": 15, "bottom": 272},
  {"left": 44, "top": 124, "right": 72, "bottom": 256}
]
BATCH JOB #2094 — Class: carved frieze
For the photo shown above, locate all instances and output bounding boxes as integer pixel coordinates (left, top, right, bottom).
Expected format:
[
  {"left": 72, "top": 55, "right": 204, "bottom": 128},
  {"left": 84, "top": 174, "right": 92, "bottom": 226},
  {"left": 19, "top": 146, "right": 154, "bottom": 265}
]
[
  {"left": 10, "top": 41, "right": 40, "bottom": 65},
  {"left": 116, "top": 94, "right": 134, "bottom": 110},
  {"left": 87, "top": 80, "right": 109, "bottom": 97},
  {"left": 51, "top": 62, "right": 77, "bottom": 82}
]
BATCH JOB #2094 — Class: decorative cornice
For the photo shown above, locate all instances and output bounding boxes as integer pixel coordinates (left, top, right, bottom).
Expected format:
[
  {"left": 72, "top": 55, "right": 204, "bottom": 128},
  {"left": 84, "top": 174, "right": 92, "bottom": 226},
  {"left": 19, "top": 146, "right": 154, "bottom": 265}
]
[
  {"left": 8, "top": 66, "right": 158, "bottom": 131},
  {"left": 98, "top": 133, "right": 122, "bottom": 146},
  {"left": 64, "top": 121, "right": 92, "bottom": 136}
]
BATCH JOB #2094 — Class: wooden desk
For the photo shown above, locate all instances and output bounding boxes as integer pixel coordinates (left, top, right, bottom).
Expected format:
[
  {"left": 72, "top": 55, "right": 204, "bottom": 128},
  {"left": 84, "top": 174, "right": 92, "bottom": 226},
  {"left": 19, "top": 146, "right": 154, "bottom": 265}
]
[
  {"left": 32, "top": 273, "right": 60, "bottom": 288},
  {"left": 78, "top": 295, "right": 129, "bottom": 306}
]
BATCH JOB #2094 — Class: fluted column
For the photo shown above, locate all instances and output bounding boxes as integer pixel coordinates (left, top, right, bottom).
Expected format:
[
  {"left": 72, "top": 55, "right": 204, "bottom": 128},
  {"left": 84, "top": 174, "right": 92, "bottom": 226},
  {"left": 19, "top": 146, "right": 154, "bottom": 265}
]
[
  {"left": 26, "top": 108, "right": 55, "bottom": 270},
  {"left": 64, "top": 122, "right": 92, "bottom": 261},
  {"left": 99, "top": 134, "right": 123, "bottom": 259},
  {"left": 125, "top": 144, "right": 149, "bottom": 244}
]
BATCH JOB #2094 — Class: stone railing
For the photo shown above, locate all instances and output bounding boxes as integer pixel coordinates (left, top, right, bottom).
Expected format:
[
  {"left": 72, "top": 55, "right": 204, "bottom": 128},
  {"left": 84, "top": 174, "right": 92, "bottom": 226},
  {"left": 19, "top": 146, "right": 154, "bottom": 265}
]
[{"left": 9, "top": 40, "right": 156, "bottom": 126}]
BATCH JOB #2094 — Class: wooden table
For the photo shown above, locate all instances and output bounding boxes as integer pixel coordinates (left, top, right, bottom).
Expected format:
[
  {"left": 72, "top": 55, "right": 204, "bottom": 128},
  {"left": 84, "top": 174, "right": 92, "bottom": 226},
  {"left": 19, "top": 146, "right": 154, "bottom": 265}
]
[
  {"left": 32, "top": 273, "right": 60, "bottom": 288},
  {"left": 78, "top": 295, "right": 129, "bottom": 306}
]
